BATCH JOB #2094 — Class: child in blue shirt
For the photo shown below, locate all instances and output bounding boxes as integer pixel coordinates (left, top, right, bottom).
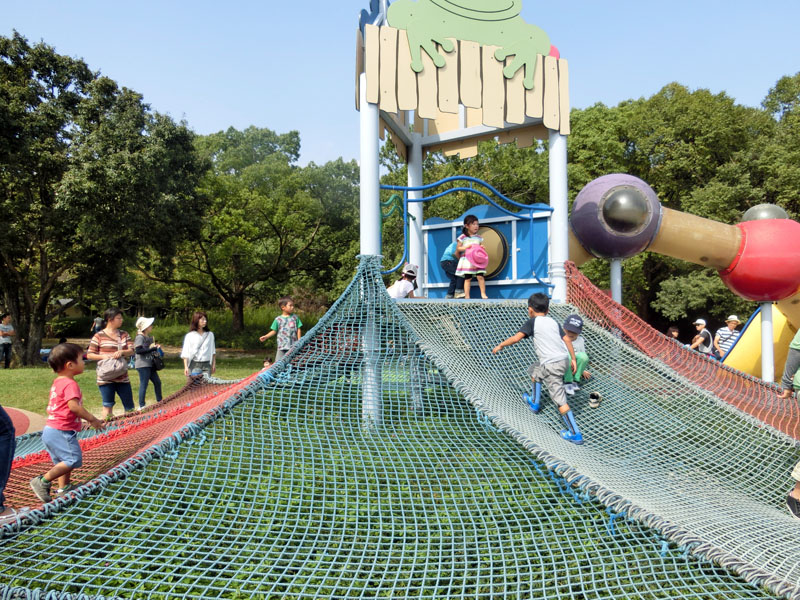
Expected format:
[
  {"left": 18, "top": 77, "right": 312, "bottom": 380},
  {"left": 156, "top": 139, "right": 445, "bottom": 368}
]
[{"left": 440, "top": 241, "right": 464, "bottom": 299}]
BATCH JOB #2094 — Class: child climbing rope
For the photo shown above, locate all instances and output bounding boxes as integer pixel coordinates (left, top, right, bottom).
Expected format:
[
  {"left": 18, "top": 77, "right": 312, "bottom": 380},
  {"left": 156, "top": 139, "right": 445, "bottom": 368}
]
[
  {"left": 492, "top": 293, "right": 584, "bottom": 445},
  {"left": 29, "top": 343, "right": 105, "bottom": 503},
  {"left": 562, "top": 314, "right": 592, "bottom": 396},
  {"left": 455, "top": 215, "right": 488, "bottom": 299}
]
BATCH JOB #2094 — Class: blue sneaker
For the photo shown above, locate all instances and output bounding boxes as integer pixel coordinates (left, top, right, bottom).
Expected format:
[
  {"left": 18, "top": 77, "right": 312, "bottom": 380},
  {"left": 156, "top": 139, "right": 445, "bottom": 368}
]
[
  {"left": 523, "top": 392, "right": 541, "bottom": 414},
  {"left": 560, "top": 429, "right": 585, "bottom": 445},
  {"left": 560, "top": 409, "right": 585, "bottom": 445}
]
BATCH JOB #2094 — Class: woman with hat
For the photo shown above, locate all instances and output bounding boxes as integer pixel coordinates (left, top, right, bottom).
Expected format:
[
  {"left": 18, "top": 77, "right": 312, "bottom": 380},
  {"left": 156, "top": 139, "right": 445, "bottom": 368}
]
[
  {"left": 387, "top": 263, "right": 418, "bottom": 299},
  {"left": 713, "top": 315, "right": 741, "bottom": 359},
  {"left": 134, "top": 316, "right": 163, "bottom": 410}
]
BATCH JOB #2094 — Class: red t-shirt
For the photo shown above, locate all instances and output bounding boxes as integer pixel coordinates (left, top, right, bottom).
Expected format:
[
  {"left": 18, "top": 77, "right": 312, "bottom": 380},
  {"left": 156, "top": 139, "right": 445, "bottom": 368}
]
[{"left": 46, "top": 377, "right": 83, "bottom": 431}]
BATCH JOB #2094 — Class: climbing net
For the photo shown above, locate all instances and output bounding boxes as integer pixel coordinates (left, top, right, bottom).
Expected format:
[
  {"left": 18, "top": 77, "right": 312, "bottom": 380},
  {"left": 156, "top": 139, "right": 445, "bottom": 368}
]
[{"left": 0, "top": 256, "right": 797, "bottom": 599}]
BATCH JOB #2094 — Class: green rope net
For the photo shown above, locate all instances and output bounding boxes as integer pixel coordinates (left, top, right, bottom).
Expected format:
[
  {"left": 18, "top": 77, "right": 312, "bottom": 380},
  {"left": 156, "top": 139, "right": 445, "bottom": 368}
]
[{"left": 1, "top": 256, "right": 797, "bottom": 599}]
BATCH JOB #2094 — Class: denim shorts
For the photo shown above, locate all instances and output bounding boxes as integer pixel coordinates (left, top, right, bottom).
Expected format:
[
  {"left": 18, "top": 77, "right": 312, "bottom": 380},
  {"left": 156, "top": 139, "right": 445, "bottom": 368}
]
[{"left": 42, "top": 427, "right": 83, "bottom": 468}]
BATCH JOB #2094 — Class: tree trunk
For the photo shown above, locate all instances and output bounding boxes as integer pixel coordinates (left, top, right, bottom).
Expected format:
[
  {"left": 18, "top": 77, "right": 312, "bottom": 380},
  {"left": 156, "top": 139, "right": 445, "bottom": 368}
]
[
  {"left": 4, "top": 284, "right": 49, "bottom": 366},
  {"left": 230, "top": 294, "right": 246, "bottom": 333},
  {"left": 22, "top": 313, "right": 45, "bottom": 366}
]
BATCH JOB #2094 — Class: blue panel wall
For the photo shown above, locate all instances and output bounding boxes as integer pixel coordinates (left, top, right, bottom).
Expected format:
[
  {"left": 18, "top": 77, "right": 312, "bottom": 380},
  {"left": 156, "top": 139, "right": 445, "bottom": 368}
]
[{"left": 424, "top": 205, "right": 552, "bottom": 299}]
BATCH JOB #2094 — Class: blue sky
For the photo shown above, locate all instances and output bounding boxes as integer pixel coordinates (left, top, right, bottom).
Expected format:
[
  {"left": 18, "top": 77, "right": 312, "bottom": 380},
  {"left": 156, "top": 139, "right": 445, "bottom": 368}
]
[{"left": 4, "top": 1, "right": 800, "bottom": 165}]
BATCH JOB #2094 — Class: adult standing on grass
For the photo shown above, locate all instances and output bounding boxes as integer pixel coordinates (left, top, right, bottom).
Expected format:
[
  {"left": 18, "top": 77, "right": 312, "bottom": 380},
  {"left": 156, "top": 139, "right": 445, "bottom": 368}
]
[
  {"left": 86, "top": 308, "right": 135, "bottom": 418},
  {"left": 181, "top": 311, "right": 216, "bottom": 378},
  {"left": 134, "top": 316, "right": 163, "bottom": 410},
  {"left": 0, "top": 313, "right": 15, "bottom": 369}
]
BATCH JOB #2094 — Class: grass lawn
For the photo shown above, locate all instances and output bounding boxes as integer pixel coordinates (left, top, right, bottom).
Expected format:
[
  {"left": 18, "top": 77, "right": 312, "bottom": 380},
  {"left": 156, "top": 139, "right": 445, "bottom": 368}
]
[{"left": 0, "top": 351, "right": 265, "bottom": 418}]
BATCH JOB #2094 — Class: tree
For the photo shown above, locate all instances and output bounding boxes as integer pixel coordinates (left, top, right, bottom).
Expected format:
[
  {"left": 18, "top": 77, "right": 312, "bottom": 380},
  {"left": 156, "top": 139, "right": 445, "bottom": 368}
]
[
  {"left": 0, "top": 32, "right": 206, "bottom": 364},
  {"left": 147, "top": 127, "right": 360, "bottom": 332}
]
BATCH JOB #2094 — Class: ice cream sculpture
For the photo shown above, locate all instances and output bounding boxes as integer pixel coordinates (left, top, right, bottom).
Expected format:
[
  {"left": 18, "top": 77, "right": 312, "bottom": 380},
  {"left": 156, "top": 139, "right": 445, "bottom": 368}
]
[{"left": 569, "top": 174, "right": 800, "bottom": 378}]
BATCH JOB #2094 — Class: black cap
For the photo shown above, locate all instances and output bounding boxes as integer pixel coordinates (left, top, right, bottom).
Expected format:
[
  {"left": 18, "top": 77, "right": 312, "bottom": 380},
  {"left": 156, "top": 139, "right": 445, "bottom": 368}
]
[{"left": 564, "top": 314, "right": 583, "bottom": 334}]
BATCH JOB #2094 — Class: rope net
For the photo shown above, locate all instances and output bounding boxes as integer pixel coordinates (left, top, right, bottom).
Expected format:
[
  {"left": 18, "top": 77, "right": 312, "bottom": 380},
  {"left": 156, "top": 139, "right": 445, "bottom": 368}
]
[{"left": 0, "top": 256, "right": 797, "bottom": 599}]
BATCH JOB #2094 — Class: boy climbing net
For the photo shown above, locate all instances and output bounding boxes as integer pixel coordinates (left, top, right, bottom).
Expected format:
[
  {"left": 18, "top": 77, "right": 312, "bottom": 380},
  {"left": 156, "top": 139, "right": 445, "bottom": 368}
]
[{"left": 492, "top": 293, "right": 584, "bottom": 445}]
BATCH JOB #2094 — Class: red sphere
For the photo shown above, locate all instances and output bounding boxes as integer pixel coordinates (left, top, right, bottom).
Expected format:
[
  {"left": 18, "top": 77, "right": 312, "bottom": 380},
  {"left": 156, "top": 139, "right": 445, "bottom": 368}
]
[{"left": 719, "top": 219, "right": 800, "bottom": 301}]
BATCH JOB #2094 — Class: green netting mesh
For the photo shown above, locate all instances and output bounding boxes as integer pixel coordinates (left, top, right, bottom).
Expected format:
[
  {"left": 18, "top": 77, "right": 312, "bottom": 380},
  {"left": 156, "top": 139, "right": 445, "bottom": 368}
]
[{"left": 0, "top": 255, "right": 797, "bottom": 599}]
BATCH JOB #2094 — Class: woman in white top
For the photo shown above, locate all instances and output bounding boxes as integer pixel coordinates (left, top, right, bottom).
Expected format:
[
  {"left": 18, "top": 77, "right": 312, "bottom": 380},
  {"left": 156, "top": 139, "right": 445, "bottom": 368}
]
[
  {"left": 180, "top": 311, "right": 216, "bottom": 378},
  {"left": 386, "top": 263, "right": 417, "bottom": 299}
]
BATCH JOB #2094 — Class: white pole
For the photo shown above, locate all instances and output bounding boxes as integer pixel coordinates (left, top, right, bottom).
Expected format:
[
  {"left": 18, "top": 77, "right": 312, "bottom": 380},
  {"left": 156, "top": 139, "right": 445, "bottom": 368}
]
[
  {"left": 610, "top": 259, "right": 623, "bottom": 304},
  {"left": 359, "top": 73, "right": 382, "bottom": 426},
  {"left": 408, "top": 132, "right": 424, "bottom": 291},
  {"left": 548, "top": 130, "right": 569, "bottom": 302},
  {"left": 359, "top": 72, "right": 381, "bottom": 256},
  {"left": 761, "top": 302, "right": 775, "bottom": 383}
]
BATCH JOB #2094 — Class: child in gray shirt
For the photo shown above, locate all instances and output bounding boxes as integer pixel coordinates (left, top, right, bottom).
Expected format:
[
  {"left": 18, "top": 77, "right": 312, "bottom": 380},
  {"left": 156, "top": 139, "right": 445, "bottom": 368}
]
[{"left": 493, "top": 293, "right": 584, "bottom": 445}]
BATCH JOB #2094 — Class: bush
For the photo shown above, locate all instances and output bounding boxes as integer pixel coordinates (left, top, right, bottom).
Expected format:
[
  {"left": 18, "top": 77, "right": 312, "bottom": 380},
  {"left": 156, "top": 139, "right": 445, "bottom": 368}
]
[
  {"left": 47, "top": 305, "right": 328, "bottom": 350},
  {"left": 148, "top": 305, "right": 327, "bottom": 350}
]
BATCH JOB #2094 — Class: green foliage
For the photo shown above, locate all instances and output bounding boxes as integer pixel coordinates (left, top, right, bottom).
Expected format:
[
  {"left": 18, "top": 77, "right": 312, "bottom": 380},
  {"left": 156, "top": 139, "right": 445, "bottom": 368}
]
[
  {"left": 651, "top": 268, "right": 752, "bottom": 322},
  {"left": 144, "top": 127, "right": 360, "bottom": 332},
  {"left": 0, "top": 32, "right": 206, "bottom": 364}
]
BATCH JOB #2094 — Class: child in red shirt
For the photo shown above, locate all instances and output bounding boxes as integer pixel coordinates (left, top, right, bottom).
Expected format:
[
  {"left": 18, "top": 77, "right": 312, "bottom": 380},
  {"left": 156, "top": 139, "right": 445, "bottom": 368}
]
[{"left": 29, "top": 343, "right": 104, "bottom": 503}]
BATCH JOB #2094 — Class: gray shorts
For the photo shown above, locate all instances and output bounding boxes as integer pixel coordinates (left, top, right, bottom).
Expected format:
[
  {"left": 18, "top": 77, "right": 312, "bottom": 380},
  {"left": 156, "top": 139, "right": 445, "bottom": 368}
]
[
  {"left": 42, "top": 427, "right": 83, "bottom": 469},
  {"left": 189, "top": 360, "right": 212, "bottom": 376},
  {"left": 528, "top": 359, "right": 569, "bottom": 407}
]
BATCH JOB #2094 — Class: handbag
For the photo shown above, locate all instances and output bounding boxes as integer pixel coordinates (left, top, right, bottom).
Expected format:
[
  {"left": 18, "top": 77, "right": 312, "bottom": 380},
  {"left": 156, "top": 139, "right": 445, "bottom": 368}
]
[
  {"left": 97, "top": 357, "right": 128, "bottom": 381},
  {"left": 96, "top": 333, "right": 128, "bottom": 381},
  {"left": 150, "top": 349, "right": 165, "bottom": 371}
]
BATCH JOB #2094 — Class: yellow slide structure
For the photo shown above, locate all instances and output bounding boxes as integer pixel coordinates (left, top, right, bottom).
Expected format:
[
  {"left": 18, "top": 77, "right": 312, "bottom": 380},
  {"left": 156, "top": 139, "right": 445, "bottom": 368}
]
[{"left": 723, "top": 307, "right": 798, "bottom": 379}]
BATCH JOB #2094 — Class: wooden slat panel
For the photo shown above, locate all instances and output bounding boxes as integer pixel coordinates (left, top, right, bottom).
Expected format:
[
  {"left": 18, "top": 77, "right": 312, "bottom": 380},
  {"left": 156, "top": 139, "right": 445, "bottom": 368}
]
[
  {"left": 525, "top": 54, "right": 544, "bottom": 118},
  {"left": 481, "top": 45, "right": 505, "bottom": 127},
  {"left": 466, "top": 107, "right": 483, "bottom": 128},
  {"left": 396, "top": 30, "right": 418, "bottom": 111},
  {"left": 516, "top": 128, "right": 536, "bottom": 148},
  {"left": 438, "top": 39, "right": 459, "bottom": 114},
  {"left": 542, "top": 55, "right": 559, "bottom": 130},
  {"left": 558, "top": 58, "right": 571, "bottom": 135},
  {"left": 459, "top": 40, "right": 482, "bottom": 109},
  {"left": 417, "top": 50, "right": 438, "bottom": 119},
  {"left": 429, "top": 110, "right": 459, "bottom": 135},
  {"left": 505, "top": 57, "right": 525, "bottom": 124},
  {"left": 379, "top": 27, "right": 398, "bottom": 114},
  {"left": 439, "top": 139, "right": 479, "bottom": 158},
  {"left": 365, "top": 25, "right": 380, "bottom": 105},
  {"left": 355, "top": 29, "right": 364, "bottom": 111},
  {"left": 497, "top": 130, "right": 516, "bottom": 146},
  {"left": 386, "top": 127, "right": 407, "bottom": 162}
]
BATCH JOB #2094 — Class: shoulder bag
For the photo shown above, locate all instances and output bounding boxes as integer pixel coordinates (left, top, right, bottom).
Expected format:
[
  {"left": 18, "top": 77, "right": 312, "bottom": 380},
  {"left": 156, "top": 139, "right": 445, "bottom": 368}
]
[
  {"left": 96, "top": 334, "right": 128, "bottom": 381},
  {"left": 150, "top": 348, "right": 165, "bottom": 371}
]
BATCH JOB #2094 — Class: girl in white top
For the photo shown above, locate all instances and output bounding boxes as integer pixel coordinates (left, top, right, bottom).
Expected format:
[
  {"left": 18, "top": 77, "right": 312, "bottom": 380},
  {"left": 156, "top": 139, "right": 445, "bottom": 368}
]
[
  {"left": 180, "top": 311, "right": 216, "bottom": 377},
  {"left": 386, "top": 263, "right": 417, "bottom": 299}
]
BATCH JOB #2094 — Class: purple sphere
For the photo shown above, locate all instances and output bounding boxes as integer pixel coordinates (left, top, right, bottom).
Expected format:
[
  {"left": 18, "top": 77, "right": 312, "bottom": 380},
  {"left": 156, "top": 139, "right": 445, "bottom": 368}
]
[{"left": 571, "top": 174, "right": 662, "bottom": 259}]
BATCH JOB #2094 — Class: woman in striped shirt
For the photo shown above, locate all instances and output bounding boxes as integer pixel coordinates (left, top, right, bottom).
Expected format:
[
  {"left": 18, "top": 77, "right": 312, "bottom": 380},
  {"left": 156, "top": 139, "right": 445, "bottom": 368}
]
[{"left": 86, "top": 308, "right": 135, "bottom": 418}]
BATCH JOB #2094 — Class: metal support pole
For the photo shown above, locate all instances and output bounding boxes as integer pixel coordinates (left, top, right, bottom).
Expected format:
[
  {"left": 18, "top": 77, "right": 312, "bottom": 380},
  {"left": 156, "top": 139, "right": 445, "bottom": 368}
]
[
  {"left": 548, "top": 130, "right": 569, "bottom": 302},
  {"left": 359, "top": 72, "right": 381, "bottom": 257},
  {"left": 610, "top": 259, "right": 623, "bottom": 304},
  {"left": 408, "top": 132, "right": 424, "bottom": 292},
  {"left": 359, "top": 74, "right": 382, "bottom": 426},
  {"left": 761, "top": 302, "right": 775, "bottom": 383}
]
